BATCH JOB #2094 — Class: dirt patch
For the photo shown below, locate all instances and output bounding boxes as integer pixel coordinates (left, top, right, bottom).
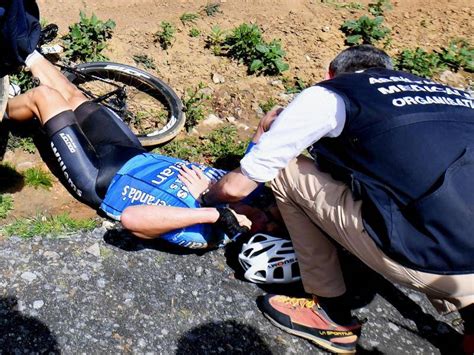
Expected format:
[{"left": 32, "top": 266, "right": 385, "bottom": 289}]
[{"left": 2, "top": 0, "right": 473, "bottom": 223}]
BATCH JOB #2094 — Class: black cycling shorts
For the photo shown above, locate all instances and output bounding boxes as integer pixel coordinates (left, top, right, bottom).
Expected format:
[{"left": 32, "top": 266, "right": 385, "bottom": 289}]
[{"left": 43, "top": 101, "right": 145, "bottom": 208}]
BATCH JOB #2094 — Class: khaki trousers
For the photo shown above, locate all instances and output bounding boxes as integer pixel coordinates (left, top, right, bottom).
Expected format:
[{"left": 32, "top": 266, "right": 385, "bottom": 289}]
[{"left": 271, "top": 155, "right": 474, "bottom": 313}]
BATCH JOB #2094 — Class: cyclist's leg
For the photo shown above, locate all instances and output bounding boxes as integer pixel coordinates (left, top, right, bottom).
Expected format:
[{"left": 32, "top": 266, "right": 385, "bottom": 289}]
[
  {"left": 27, "top": 53, "right": 87, "bottom": 110},
  {"left": 7, "top": 85, "right": 102, "bottom": 207},
  {"left": 7, "top": 85, "right": 73, "bottom": 125}
]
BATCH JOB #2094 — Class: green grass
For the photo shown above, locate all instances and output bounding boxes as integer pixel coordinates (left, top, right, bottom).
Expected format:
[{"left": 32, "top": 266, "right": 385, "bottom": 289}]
[
  {"left": 23, "top": 168, "right": 54, "bottom": 190},
  {"left": 1, "top": 213, "right": 98, "bottom": 239},
  {"left": 0, "top": 195, "right": 14, "bottom": 219},
  {"left": 7, "top": 135, "right": 37, "bottom": 154}
]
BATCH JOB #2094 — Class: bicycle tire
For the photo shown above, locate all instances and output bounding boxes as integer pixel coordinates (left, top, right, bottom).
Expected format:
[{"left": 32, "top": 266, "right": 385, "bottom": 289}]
[{"left": 63, "top": 62, "right": 185, "bottom": 146}]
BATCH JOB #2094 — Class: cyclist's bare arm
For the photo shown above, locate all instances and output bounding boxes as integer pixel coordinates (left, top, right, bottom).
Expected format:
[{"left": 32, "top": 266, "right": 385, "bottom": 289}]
[{"left": 120, "top": 205, "right": 251, "bottom": 239}]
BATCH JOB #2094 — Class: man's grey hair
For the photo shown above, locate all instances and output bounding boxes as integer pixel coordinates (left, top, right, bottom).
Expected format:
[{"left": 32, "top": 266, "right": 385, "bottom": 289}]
[{"left": 329, "top": 45, "right": 393, "bottom": 77}]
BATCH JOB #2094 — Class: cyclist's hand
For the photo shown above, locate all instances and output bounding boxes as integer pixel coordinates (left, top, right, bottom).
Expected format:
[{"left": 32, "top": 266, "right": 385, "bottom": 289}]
[
  {"left": 178, "top": 164, "right": 213, "bottom": 200},
  {"left": 216, "top": 207, "right": 251, "bottom": 238}
]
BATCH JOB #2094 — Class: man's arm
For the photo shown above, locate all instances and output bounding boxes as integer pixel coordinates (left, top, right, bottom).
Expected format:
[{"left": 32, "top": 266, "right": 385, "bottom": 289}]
[{"left": 200, "top": 167, "right": 259, "bottom": 205}]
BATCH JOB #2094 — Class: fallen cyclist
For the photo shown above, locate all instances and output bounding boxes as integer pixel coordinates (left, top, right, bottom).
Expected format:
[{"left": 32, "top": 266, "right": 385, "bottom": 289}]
[{"left": 2, "top": 50, "right": 285, "bottom": 248}]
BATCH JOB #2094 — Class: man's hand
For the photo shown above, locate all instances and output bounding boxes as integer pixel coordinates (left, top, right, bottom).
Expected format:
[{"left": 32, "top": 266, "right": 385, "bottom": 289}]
[
  {"left": 252, "top": 106, "right": 284, "bottom": 144},
  {"left": 216, "top": 207, "right": 251, "bottom": 238},
  {"left": 178, "top": 164, "right": 213, "bottom": 200}
]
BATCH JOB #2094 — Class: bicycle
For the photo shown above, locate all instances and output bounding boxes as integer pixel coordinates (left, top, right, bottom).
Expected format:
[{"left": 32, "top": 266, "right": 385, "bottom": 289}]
[{"left": 38, "top": 25, "right": 185, "bottom": 147}]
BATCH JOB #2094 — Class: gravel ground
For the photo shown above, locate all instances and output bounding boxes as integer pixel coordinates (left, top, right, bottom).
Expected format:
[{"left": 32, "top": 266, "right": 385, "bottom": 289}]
[{"left": 0, "top": 224, "right": 465, "bottom": 354}]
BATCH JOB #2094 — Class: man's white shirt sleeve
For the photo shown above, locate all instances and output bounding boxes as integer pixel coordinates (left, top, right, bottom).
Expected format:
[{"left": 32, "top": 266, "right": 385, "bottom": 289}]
[{"left": 240, "top": 86, "right": 346, "bottom": 182}]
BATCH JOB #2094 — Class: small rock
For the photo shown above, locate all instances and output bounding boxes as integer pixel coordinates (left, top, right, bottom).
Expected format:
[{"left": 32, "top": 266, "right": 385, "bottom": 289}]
[
  {"left": 225, "top": 116, "right": 236, "bottom": 123},
  {"left": 321, "top": 26, "right": 330, "bottom": 32},
  {"left": 201, "top": 114, "right": 223, "bottom": 127},
  {"left": 17, "top": 162, "right": 35, "bottom": 170},
  {"left": 212, "top": 73, "right": 225, "bottom": 84},
  {"left": 175, "top": 274, "right": 184, "bottom": 283},
  {"left": 102, "top": 220, "right": 115, "bottom": 230},
  {"left": 388, "top": 322, "right": 400, "bottom": 332},
  {"left": 21, "top": 272, "right": 37, "bottom": 282},
  {"left": 438, "top": 70, "right": 465, "bottom": 88},
  {"left": 44, "top": 251, "right": 60, "bottom": 260},
  {"left": 33, "top": 300, "right": 44, "bottom": 309},
  {"left": 86, "top": 243, "right": 101, "bottom": 257},
  {"left": 161, "top": 329, "right": 169, "bottom": 336}
]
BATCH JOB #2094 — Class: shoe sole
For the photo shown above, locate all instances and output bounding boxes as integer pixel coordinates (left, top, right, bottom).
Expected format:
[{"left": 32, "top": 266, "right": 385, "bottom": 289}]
[{"left": 263, "top": 313, "right": 356, "bottom": 354}]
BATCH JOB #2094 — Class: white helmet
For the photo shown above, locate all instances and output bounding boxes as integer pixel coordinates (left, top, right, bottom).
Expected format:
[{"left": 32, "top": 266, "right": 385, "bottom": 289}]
[{"left": 238, "top": 233, "right": 301, "bottom": 284}]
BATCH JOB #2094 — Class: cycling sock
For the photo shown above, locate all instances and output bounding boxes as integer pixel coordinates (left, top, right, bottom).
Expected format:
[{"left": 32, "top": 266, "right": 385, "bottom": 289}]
[
  {"left": 316, "top": 293, "right": 353, "bottom": 325},
  {"left": 25, "top": 50, "right": 43, "bottom": 68}
]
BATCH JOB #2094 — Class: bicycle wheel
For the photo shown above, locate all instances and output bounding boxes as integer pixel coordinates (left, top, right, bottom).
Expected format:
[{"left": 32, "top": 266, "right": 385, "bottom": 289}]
[{"left": 63, "top": 62, "right": 185, "bottom": 146}]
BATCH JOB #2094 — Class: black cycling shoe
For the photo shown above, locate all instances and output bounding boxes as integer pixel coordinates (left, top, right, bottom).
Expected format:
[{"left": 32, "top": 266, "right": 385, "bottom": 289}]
[{"left": 38, "top": 23, "right": 59, "bottom": 46}]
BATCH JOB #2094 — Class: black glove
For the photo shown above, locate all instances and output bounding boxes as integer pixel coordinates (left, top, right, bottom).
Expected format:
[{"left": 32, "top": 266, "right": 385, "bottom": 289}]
[{"left": 216, "top": 207, "right": 250, "bottom": 238}]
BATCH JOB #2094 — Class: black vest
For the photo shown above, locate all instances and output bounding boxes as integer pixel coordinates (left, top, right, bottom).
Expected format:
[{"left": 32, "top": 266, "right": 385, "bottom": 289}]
[{"left": 311, "top": 68, "right": 474, "bottom": 274}]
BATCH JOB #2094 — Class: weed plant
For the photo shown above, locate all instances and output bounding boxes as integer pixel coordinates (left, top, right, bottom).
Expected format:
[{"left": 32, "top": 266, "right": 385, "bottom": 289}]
[
  {"left": 206, "top": 26, "right": 227, "bottom": 55},
  {"left": 322, "top": 0, "right": 365, "bottom": 10},
  {"left": 260, "top": 98, "right": 278, "bottom": 114},
  {"left": 340, "top": 15, "right": 390, "bottom": 45},
  {"left": 180, "top": 13, "right": 199, "bottom": 25},
  {"left": 368, "top": 0, "right": 392, "bottom": 16},
  {"left": 2, "top": 213, "right": 98, "bottom": 238},
  {"left": 0, "top": 195, "right": 13, "bottom": 219},
  {"left": 220, "top": 23, "right": 289, "bottom": 75},
  {"left": 23, "top": 167, "right": 53, "bottom": 190},
  {"left": 395, "top": 39, "right": 473, "bottom": 78},
  {"left": 189, "top": 28, "right": 201, "bottom": 38},
  {"left": 10, "top": 71, "right": 38, "bottom": 93},
  {"left": 155, "top": 21, "right": 176, "bottom": 50},
  {"left": 283, "top": 76, "right": 308, "bottom": 94},
  {"left": 437, "top": 39, "right": 474, "bottom": 73},
  {"left": 203, "top": 2, "right": 221, "bottom": 16},
  {"left": 132, "top": 54, "right": 157, "bottom": 70},
  {"left": 62, "top": 11, "right": 116, "bottom": 62},
  {"left": 182, "top": 83, "right": 209, "bottom": 132},
  {"left": 7, "top": 135, "right": 36, "bottom": 154}
]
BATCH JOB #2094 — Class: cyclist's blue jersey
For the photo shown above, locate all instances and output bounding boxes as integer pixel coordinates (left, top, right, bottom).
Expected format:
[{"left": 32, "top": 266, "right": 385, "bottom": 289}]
[{"left": 100, "top": 153, "right": 227, "bottom": 249}]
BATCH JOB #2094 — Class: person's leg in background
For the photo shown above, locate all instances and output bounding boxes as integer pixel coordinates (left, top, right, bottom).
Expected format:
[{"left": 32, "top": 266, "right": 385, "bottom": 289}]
[{"left": 259, "top": 156, "right": 361, "bottom": 354}]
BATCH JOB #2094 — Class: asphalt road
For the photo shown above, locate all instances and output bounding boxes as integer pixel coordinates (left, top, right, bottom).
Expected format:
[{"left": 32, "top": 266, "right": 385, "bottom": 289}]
[{"left": 0, "top": 224, "right": 465, "bottom": 354}]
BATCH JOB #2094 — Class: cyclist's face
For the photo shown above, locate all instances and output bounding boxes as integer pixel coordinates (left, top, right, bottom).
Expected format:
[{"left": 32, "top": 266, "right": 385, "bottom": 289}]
[{"left": 230, "top": 203, "right": 287, "bottom": 235}]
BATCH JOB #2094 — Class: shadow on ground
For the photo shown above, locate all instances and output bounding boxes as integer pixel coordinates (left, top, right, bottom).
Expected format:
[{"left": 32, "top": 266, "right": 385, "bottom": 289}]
[
  {"left": 103, "top": 228, "right": 210, "bottom": 256},
  {"left": 176, "top": 320, "right": 272, "bottom": 355},
  {"left": 0, "top": 296, "right": 60, "bottom": 353}
]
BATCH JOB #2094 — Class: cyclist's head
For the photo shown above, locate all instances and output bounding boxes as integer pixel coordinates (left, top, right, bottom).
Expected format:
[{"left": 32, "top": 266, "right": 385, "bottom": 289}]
[
  {"left": 230, "top": 186, "right": 288, "bottom": 236},
  {"left": 0, "top": 76, "right": 8, "bottom": 119},
  {"left": 328, "top": 45, "right": 393, "bottom": 78}
]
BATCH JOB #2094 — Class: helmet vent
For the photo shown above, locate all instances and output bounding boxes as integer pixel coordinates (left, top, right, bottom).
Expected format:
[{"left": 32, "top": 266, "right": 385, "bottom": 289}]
[{"left": 251, "top": 245, "right": 273, "bottom": 257}]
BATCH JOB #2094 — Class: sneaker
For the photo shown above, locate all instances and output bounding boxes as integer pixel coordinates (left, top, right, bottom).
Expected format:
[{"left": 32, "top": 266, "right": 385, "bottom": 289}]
[
  {"left": 258, "top": 294, "right": 360, "bottom": 354},
  {"left": 38, "top": 23, "right": 59, "bottom": 46},
  {"left": 8, "top": 82, "right": 21, "bottom": 98}
]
